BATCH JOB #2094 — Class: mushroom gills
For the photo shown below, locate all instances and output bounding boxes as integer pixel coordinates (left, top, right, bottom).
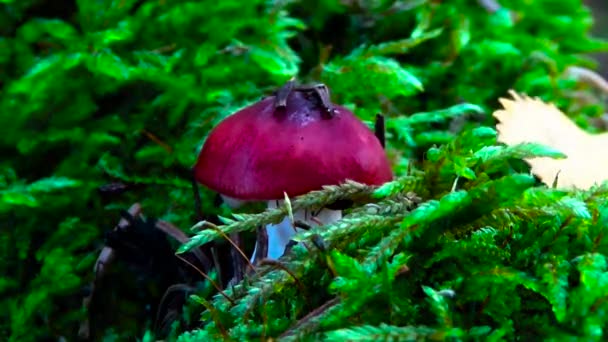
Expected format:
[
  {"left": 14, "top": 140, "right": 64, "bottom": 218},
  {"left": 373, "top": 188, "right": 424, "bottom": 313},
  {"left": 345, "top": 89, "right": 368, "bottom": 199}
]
[{"left": 251, "top": 200, "right": 342, "bottom": 262}]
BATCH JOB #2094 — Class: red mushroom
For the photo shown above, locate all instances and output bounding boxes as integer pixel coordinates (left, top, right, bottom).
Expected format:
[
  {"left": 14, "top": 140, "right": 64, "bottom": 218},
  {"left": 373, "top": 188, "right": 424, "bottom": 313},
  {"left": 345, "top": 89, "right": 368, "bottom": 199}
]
[{"left": 194, "top": 81, "right": 392, "bottom": 261}]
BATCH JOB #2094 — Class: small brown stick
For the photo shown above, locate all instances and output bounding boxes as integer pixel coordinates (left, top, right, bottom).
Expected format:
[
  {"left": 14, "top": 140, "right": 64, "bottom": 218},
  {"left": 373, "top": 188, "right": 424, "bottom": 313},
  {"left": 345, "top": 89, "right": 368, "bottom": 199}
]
[
  {"left": 196, "top": 295, "right": 230, "bottom": 339},
  {"left": 151, "top": 43, "right": 177, "bottom": 54},
  {"left": 203, "top": 221, "right": 257, "bottom": 273},
  {"left": 309, "top": 216, "right": 324, "bottom": 226},
  {"left": 141, "top": 128, "right": 173, "bottom": 153},
  {"left": 174, "top": 253, "right": 235, "bottom": 305},
  {"left": 279, "top": 297, "right": 341, "bottom": 338}
]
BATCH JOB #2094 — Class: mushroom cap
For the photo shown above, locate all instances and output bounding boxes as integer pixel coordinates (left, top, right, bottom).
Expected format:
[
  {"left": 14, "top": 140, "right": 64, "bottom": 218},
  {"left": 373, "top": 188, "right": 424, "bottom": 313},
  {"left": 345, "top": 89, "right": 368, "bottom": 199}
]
[{"left": 194, "top": 90, "right": 393, "bottom": 201}]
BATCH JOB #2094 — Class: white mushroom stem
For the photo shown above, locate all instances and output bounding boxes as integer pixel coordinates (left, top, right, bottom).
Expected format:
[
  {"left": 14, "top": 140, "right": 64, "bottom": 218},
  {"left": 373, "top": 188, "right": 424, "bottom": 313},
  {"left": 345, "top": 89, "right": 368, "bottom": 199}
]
[{"left": 251, "top": 200, "right": 342, "bottom": 263}]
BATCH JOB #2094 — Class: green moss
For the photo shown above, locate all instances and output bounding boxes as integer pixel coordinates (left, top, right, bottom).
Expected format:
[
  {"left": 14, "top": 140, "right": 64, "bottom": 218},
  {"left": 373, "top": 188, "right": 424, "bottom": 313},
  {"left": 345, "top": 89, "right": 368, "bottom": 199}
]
[{"left": 2, "top": 0, "right": 608, "bottom": 341}]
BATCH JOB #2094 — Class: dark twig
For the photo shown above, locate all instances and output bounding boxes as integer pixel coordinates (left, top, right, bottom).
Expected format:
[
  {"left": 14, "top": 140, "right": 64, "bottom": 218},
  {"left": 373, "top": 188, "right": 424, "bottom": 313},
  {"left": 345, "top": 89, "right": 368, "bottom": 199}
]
[
  {"left": 190, "top": 169, "right": 223, "bottom": 281},
  {"left": 202, "top": 221, "right": 256, "bottom": 274},
  {"left": 210, "top": 248, "right": 224, "bottom": 289},
  {"left": 294, "top": 220, "right": 313, "bottom": 231},
  {"left": 229, "top": 233, "right": 246, "bottom": 284},
  {"left": 154, "top": 283, "right": 196, "bottom": 335},
  {"left": 254, "top": 226, "right": 269, "bottom": 267},
  {"left": 196, "top": 294, "right": 230, "bottom": 339},
  {"left": 375, "top": 113, "right": 385, "bottom": 148}
]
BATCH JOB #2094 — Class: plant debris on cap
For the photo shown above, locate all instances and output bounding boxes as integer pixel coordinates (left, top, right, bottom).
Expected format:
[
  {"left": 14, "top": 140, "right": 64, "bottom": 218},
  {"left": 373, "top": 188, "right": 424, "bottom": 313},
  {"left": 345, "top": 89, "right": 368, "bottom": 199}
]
[{"left": 194, "top": 84, "right": 393, "bottom": 201}]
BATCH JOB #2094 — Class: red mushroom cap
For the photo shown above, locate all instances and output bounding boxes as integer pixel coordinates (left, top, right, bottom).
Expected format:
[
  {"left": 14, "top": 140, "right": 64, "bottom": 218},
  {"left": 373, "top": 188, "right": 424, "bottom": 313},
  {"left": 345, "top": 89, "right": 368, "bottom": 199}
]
[{"left": 194, "top": 90, "right": 392, "bottom": 201}]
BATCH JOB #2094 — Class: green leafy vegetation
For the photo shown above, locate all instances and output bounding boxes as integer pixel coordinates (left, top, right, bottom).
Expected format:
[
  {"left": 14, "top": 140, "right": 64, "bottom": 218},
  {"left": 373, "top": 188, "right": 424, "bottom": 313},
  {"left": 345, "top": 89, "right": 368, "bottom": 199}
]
[{"left": 2, "top": 0, "right": 608, "bottom": 341}]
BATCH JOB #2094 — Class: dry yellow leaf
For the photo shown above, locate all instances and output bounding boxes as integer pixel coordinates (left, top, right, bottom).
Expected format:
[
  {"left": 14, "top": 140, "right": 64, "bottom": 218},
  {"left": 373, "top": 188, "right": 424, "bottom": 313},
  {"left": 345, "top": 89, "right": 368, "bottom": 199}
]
[{"left": 493, "top": 90, "right": 608, "bottom": 190}]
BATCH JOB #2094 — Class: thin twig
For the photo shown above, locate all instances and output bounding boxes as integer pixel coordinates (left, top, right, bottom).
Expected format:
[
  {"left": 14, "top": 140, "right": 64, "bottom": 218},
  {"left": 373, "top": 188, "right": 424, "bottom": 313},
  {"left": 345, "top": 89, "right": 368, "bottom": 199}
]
[
  {"left": 141, "top": 128, "right": 173, "bottom": 153},
  {"left": 279, "top": 297, "right": 341, "bottom": 338},
  {"left": 154, "top": 283, "right": 196, "bottom": 334},
  {"left": 156, "top": 220, "right": 212, "bottom": 272},
  {"left": 200, "top": 299, "right": 230, "bottom": 339},
  {"left": 375, "top": 113, "right": 385, "bottom": 148},
  {"left": 151, "top": 43, "right": 177, "bottom": 54},
  {"left": 174, "top": 253, "right": 235, "bottom": 305},
  {"left": 210, "top": 247, "right": 224, "bottom": 289},
  {"left": 204, "top": 221, "right": 257, "bottom": 273}
]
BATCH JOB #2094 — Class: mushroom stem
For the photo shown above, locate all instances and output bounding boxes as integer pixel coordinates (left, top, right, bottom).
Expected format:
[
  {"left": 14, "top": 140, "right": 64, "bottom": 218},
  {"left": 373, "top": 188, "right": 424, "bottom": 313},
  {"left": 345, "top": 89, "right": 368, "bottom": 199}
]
[{"left": 251, "top": 200, "right": 342, "bottom": 262}]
